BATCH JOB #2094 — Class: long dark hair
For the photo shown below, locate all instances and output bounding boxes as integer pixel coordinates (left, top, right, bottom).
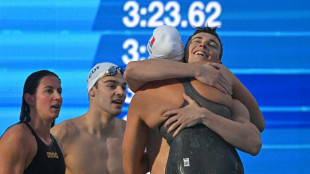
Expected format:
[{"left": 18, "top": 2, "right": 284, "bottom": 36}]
[{"left": 20, "top": 70, "right": 61, "bottom": 127}]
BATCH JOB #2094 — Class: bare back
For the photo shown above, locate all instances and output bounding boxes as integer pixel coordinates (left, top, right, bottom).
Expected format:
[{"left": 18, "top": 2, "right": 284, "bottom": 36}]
[
  {"left": 126, "top": 76, "right": 233, "bottom": 174},
  {"left": 51, "top": 116, "right": 126, "bottom": 174}
]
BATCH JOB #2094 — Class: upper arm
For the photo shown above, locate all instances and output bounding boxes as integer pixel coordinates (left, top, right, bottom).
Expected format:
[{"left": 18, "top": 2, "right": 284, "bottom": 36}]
[
  {"left": 123, "top": 95, "right": 149, "bottom": 174},
  {"left": 0, "top": 127, "right": 34, "bottom": 174},
  {"left": 51, "top": 123, "right": 64, "bottom": 141},
  {"left": 51, "top": 134, "right": 63, "bottom": 153},
  {"left": 51, "top": 121, "right": 75, "bottom": 156},
  {"left": 124, "top": 60, "right": 159, "bottom": 92},
  {"left": 51, "top": 123, "right": 65, "bottom": 150},
  {"left": 124, "top": 59, "right": 195, "bottom": 92},
  {"left": 229, "top": 99, "right": 262, "bottom": 155},
  {"left": 123, "top": 62, "right": 146, "bottom": 92},
  {"left": 230, "top": 99, "right": 250, "bottom": 123},
  {"left": 223, "top": 66, "right": 265, "bottom": 132}
]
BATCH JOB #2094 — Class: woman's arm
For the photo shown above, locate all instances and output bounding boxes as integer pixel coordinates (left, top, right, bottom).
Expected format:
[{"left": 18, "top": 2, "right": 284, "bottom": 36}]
[
  {"left": 124, "top": 59, "right": 232, "bottom": 94},
  {"left": 0, "top": 126, "right": 35, "bottom": 174},
  {"left": 224, "top": 66, "right": 265, "bottom": 132},
  {"left": 123, "top": 97, "right": 150, "bottom": 174},
  {"left": 162, "top": 94, "right": 262, "bottom": 155}
]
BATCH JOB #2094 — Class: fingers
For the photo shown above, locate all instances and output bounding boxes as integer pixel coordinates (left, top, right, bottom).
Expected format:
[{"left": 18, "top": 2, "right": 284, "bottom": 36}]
[
  {"left": 182, "top": 93, "right": 196, "bottom": 105},
  {"left": 166, "top": 118, "right": 185, "bottom": 136},
  {"left": 203, "top": 63, "right": 232, "bottom": 95},
  {"left": 167, "top": 121, "right": 180, "bottom": 133},
  {"left": 208, "top": 63, "right": 221, "bottom": 69},
  {"left": 217, "top": 74, "right": 232, "bottom": 95},
  {"left": 162, "top": 110, "right": 177, "bottom": 117},
  {"left": 164, "top": 115, "right": 178, "bottom": 127},
  {"left": 215, "top": 84, "right": 228, "bottom": 94},
  {"left": 172, "top": 126, "right": 183, "bottom": 137},
  {"left": 218, "top": 82, "right": 232, "bottom": 95}
]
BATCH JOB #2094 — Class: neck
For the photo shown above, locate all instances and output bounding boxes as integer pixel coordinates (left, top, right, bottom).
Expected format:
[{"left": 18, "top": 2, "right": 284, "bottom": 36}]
[
  {"left": 83, "top": 110, "right": 117, "bottom": 138},
  {"left": 27, "top": 119, "right": 52, "bottom": 144}
]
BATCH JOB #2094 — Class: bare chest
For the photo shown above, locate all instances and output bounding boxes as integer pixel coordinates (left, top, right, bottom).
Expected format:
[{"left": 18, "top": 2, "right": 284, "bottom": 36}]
[{"left": 64, "top": 134, "right": 124, "bottom": 174}]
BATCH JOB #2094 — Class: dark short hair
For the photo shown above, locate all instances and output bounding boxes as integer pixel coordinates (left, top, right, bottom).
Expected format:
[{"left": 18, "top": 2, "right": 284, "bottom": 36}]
[
  {"left": 20, "top": 70, "right": 61, "bottom": 127},
  {"left": 184, "top": 26, "right": 223, "bottom": 62}
]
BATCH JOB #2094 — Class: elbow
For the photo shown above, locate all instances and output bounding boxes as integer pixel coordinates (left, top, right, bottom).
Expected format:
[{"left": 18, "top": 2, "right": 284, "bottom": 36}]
[
  {"left": 246, "top": 122, "right": 263, "bottom": 155},
  {"left": 124, "top": 61, "right": 137, "bottom": 81},
  {"left": 248, "top": 137, "right": 262, "bottom": 156},
  {"left": 258, "top": 126, "right": 264, "bottom": 133},
  {"left": 124, "top": 61, "right": 140, "bottom": 92},
  {"left": 258, "top": 120, "right": 265, "bottom": 133}
]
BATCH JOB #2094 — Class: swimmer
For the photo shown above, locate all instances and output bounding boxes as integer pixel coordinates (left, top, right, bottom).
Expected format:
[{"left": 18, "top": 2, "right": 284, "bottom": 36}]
[{"left": 123, "top": 25, "right": 263, "bottom": 174}]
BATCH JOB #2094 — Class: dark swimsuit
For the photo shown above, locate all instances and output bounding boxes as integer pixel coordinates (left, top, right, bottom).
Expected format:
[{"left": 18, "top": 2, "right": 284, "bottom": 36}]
[
  {"left": 159, "top": 78, "right": 244, "bottom": 174},
  {"left": 23, "top": 122, "right": 65, "bottom": 174}
]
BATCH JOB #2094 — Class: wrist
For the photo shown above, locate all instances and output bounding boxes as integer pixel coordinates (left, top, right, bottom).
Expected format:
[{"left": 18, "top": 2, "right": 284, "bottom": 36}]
[
  {"left": 193, "top": 64, "right": 202, "bottom": 79},
  {"left": 201, "top": 108, "right": 213, "bottom": 126}
]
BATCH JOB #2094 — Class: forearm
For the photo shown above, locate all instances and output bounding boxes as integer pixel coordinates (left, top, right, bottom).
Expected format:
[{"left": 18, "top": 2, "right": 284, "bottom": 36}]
[
  {"left": 201, "top": 110, "right": 262, "bottom": 156},
  {"left": 123, "top": 117, "right": 149, "bottom": 174},
  {"left": 124, "top": 59, "right": 197, "bottom": 92},
  {"left": 123, "top": 132, "right": 149, "bottom": 174},
  {"left": 123, "top": 152, "right": 148, "bottom": 174},
  {"left": 162, "top": 93, "right": 262, "bottom": 155}
]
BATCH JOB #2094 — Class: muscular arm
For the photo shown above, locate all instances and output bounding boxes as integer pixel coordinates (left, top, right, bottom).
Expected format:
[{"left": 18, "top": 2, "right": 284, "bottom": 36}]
[
  {"left": 202, "top": 99, "right": 262, "bottom": 155},
  {"left": 123, "top": 97, "right": 149, "bottom": 174},
  {"left": 230, "top": 71, "right": 265, "bottom": 132},
  {"left": 124, "top": 59, "right": 231, "bottom": 94},
  {"left": 51, "top": 121, "right": 76, "bottom": 174},
  {"left": 51, "top": 124, "right": 65, "bottom": 153},
  {"left": 228, "top": 99, "right": 262, "bottom": 154},
  {"left": 51, "top": 120, "right": 78, "bottom": 167},
  {"left": 125, "top": 59, "right": 264, "bottom": 131},
  {"left": 0, "top": 127, "right": 34, "bottom": 174},
  {"left": 163, "top": 94, "right": 262, "bottom": 156},
  {"left": 206, "top": 64, "right": 265, "bottom": 132}
]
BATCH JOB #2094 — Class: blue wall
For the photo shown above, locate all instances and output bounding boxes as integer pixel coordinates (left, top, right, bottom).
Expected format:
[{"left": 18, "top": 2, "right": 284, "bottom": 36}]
[{"left": 1, "top": 0, "right": 310, "bottom": 173}]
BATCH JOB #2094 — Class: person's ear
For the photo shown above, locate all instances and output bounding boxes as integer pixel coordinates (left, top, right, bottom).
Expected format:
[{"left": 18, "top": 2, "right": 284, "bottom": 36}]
[
  {"left": 24, "top": 93, "right": 34, "bottom": 106},
  {"left": 88, "top": 87, "right": 96, "bottom": 97}
]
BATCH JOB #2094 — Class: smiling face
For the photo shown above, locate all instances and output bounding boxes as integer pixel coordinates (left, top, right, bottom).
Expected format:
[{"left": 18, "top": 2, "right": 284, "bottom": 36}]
[
  {"left": 92, "top": 73, "right": 127, "bottom": 117},
  {"left": 27, "top": 76, "right": 63, "bottom": 122},
  {"left": 185, "top": 32, "right": 222, "bottom": 64}
]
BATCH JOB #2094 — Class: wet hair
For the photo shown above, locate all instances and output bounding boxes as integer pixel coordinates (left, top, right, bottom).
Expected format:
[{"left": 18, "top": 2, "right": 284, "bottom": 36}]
[
  {"left": 184, "top": 26, "right": 223, "bottom": 62},
  {"left": 20, "top": 70, "right": 61, "bottom": 127}
]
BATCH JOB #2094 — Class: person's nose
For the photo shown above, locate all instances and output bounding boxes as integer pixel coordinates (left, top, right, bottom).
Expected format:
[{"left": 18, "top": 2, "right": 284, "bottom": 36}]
[
  {"left": 115, "top": 86, "right": 125, "bottom": 97},
  {"left": 199, "top": 41, "right": 207, "bottom": 49},
  {"left": 54, "top": 90, "right": 62, "bottom": 101}
]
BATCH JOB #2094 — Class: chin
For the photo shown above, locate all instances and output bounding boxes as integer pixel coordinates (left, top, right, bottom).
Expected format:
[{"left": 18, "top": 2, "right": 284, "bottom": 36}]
[
  {"left": 190, "top": 56, "right": 205, "bottom": 62},
  {"left": 51, "top": 116, "right": 60, "bottom": 120},
  {"left": 51, "top": 113, "right": 60, "bottom": 119},
  {"left": 112, "top": 110, "right": 122, "bottom": 117}
]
